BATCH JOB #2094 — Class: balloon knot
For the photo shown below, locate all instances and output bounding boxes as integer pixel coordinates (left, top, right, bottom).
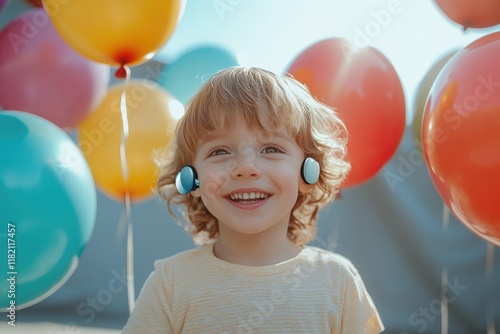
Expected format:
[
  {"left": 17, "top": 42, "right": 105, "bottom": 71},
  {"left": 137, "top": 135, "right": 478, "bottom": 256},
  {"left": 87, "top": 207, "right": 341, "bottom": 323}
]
[{"left": 115, "top": 65, "right": 130, "bottom": 79}]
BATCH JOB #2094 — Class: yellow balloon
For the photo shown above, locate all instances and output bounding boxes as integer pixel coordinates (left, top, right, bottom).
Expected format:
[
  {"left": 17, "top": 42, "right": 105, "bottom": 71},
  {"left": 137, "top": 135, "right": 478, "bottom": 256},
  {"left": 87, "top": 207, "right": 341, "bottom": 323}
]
[
  {"left": 412, "top": 51, "right": 456, "bottom": 149},
  {"left": 43, "top": 0, "right": 184, "bottom": 68},
  {"left": 78, "top": 80, "right": 180, "bottom": 202}
]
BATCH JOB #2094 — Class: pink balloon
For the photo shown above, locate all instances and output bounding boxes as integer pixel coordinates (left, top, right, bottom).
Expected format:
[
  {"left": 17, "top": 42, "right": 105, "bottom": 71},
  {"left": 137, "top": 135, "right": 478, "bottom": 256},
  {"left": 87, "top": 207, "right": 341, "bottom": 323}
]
[
  {"left": 0, "top": 0, "right": 7, "bottom": 12},
  {"left": 0, "top": 9, "right": 110, "bottom": 130}
]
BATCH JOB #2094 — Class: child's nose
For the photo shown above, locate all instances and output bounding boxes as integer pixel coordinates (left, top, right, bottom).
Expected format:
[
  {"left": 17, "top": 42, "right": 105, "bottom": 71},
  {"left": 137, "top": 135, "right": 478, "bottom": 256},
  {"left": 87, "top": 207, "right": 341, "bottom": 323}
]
[{"left": 231, "top": 153, "right": 261, "bottom": 179}]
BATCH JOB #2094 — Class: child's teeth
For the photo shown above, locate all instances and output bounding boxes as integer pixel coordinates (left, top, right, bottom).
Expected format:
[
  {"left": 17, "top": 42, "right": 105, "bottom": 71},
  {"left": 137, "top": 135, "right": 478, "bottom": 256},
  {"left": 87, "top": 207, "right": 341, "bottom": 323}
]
[{"left": 230, "top": 192, "right": 268, "bottom": 200}]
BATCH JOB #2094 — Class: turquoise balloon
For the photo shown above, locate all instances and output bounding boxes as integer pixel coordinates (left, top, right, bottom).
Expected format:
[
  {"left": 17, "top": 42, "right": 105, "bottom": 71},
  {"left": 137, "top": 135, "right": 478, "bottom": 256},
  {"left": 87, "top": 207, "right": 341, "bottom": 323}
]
[
  {"left": 159, "top": 45, "right": 239, "bottom": 105},
  {"left": 0, "top": 111, "right": 96, "bottom": 311}
]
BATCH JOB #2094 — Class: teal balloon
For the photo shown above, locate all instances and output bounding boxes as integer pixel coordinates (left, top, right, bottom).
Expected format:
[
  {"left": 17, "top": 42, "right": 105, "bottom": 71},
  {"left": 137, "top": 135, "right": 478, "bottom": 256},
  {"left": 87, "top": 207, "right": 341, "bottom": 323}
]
[
  {"left": 159, "top": 45, "right": 239, "bottom": 105},
  {"left": 0, "top": 111, "right": 96, "bottom": 311}
]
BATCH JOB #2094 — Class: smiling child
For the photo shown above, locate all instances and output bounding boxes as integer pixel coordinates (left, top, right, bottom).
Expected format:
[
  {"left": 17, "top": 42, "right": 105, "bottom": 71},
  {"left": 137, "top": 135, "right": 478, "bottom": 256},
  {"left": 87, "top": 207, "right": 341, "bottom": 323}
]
[{"left": 122, "top": 66, "right": 383, "bottom": 333}]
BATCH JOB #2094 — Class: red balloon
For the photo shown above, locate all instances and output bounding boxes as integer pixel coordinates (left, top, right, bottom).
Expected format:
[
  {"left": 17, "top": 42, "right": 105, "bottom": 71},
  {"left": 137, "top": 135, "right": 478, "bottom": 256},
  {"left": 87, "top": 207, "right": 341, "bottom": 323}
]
[
  {"left": 422, "top": 31, "right": 500, "bottom": 246},
  {"left": 286, "top": 38, "right": 405, "bottom": 188},
  {"left": 434, "top": 0, "right": 500, "bottom": 30},
  {"left": 25, "top": 0, "right": 43, "bottom": 7}
]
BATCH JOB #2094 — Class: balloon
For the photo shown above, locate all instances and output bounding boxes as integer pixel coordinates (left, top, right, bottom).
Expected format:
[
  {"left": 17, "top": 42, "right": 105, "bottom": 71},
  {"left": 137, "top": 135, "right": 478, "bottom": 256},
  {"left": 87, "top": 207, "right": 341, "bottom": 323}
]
[
  {"left": 0, "top": 0, "right": 7, "bottom": 12},
  {"left": 42, "top": 0, "right": 185, "bottom": 76},
  {"left": 158, "top": 45, "right": 239, "bottom": 105},
  {"left": 78, "top": 80, "right": 180, "bottom": 202},
  {"left": 0, "top": 9, "right": 110, "bottom": 130},
  {"left": 286, "top": 38, "right": 405, "bottom": 188},
  {"left": 434, "top": 0, "right": 500, "bottom": 30},
  {"left": 0, "top": 111, "right": 96, "bottom": 310},
  {"left": 25, "top": 0, "right": 42, "bottom": 7},
  {"left": 422, "top": 31, "right": 500, "bottom": 246},
  {"left": 412, "top": 51, "right": 456, "bottom": 149}
]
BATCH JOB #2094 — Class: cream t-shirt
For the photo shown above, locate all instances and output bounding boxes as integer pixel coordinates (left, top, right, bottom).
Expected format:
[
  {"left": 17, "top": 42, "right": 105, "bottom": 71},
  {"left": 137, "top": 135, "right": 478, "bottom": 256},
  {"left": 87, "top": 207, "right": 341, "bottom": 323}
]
[{"left": 122, "top": 244, "right": 383, "bottom": 333}]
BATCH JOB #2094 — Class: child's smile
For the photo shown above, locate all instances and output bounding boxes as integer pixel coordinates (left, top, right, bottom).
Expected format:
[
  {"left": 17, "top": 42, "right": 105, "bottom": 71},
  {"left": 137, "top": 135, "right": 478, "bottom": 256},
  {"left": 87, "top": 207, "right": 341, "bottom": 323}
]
[{"left": 224, "top": 188, "right": 272, "bottom": 210}]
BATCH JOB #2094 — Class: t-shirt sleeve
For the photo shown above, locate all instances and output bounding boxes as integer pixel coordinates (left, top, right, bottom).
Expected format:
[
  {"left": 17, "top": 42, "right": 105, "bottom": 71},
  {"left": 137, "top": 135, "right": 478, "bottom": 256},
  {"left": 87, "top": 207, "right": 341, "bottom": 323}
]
[
  {"left": 339, "top": 267, "right": 384, "bottom": 334},
  {"left": 122, "top": 260, "right": 173, "bottom": 334}
]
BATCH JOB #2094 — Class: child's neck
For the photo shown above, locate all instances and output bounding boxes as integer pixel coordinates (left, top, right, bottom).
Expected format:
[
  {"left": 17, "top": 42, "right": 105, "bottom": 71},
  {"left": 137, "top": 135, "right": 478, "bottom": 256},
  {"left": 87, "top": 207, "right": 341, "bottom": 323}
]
[{"left": 213, "top": 231, "right": 302, "bottom": 266}]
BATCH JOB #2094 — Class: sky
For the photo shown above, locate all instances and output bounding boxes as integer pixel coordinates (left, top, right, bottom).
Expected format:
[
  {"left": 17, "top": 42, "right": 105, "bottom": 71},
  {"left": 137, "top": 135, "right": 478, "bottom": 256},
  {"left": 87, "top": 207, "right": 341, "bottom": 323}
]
[{"left": 2, "top": 0, "right": 499, "bottom": 124}]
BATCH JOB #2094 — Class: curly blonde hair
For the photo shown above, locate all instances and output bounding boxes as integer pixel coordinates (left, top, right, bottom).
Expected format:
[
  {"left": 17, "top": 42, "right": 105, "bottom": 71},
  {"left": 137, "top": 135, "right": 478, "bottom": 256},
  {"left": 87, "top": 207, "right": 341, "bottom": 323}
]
[{"left": 156, "top": 67, "right": 350, "bottom": 246}]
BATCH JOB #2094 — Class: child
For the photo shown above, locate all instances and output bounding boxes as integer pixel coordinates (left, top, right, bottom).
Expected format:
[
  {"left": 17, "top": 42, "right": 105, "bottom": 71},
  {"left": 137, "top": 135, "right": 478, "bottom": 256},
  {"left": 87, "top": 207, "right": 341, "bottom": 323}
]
[{"left": 122, "top": 67, "right": 384, "bottom": 333}]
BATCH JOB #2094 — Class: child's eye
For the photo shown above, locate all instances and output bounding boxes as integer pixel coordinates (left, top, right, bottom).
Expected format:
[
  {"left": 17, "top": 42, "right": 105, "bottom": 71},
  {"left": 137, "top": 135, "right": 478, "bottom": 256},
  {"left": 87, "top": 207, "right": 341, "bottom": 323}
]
[
  {"left": 209, "top": 147, "right": 230, "bottom": 156},
  {"left": 261, "top": 145, "right": 283, "bottom": 154}
]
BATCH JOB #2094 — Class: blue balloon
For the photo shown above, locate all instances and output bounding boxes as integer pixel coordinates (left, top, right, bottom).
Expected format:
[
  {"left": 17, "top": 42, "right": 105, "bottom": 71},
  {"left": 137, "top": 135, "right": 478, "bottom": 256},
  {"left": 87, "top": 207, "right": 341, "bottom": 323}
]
[
  {"left": 0, "top": 111, "right": 96, "bottom": 311},
  {"left": 159, "top": 45, "right": 239, "bottom": 105}
]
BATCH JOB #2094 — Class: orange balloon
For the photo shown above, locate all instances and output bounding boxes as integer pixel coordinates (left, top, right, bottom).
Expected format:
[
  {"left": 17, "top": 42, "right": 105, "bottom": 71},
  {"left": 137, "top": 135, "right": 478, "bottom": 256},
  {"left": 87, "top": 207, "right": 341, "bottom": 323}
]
[
  {"left": 286, "top": 38, "right": 405, "bottom": 188},
  {"left": 434, "top": 0, "right": 500, "bottom": 29},
  {"left": 422, "top": 32, "right": 500, "bottom": 246},
  {"left": 43, "top": 0, "right": 184, "bottom": 71},
  {"left": 78, "top": 80, "right": 181, "bottom": 202}
]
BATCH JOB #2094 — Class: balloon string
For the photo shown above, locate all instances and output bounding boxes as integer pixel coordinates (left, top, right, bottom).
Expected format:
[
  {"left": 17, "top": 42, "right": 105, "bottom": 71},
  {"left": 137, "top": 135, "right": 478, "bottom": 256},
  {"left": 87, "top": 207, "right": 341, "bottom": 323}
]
[
  {"left": 441, "top": 203, "right": 450, "bottom": 334},
  {"left": 118, "top": 66, "right": 135, "bottom": 315},
  {"left": 486, "top": 242, "right": 496, "bottom": 334},
  {"left": 125, "top": 192, "right": 135, "bottom": 315},
  {"left": 119, "top": 65, "right": 131, "bottom": 185}
]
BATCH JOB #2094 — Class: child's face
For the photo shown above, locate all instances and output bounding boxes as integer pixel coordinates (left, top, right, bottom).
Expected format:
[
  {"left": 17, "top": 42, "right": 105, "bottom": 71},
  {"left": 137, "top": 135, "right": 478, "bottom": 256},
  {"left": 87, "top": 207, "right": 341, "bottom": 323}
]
[{"left": 192, "top": 119, "right": 309, "bottom": 239}]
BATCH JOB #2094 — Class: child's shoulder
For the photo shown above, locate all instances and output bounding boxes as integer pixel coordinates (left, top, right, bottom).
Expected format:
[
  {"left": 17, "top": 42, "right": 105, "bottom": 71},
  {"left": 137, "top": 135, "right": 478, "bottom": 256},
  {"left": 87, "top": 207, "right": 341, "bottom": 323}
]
[
  {"left": 302, "top": 245, "right": 354, "bottom": 264},
  {"left": 301, "top": 246, "right": 360, "bottom": 277},
  {"left": 152, "top": 244, "right": 210, "bottom": 274},
  {"left": 155, "top": 244, "right": 207, "bottom": 264}
]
